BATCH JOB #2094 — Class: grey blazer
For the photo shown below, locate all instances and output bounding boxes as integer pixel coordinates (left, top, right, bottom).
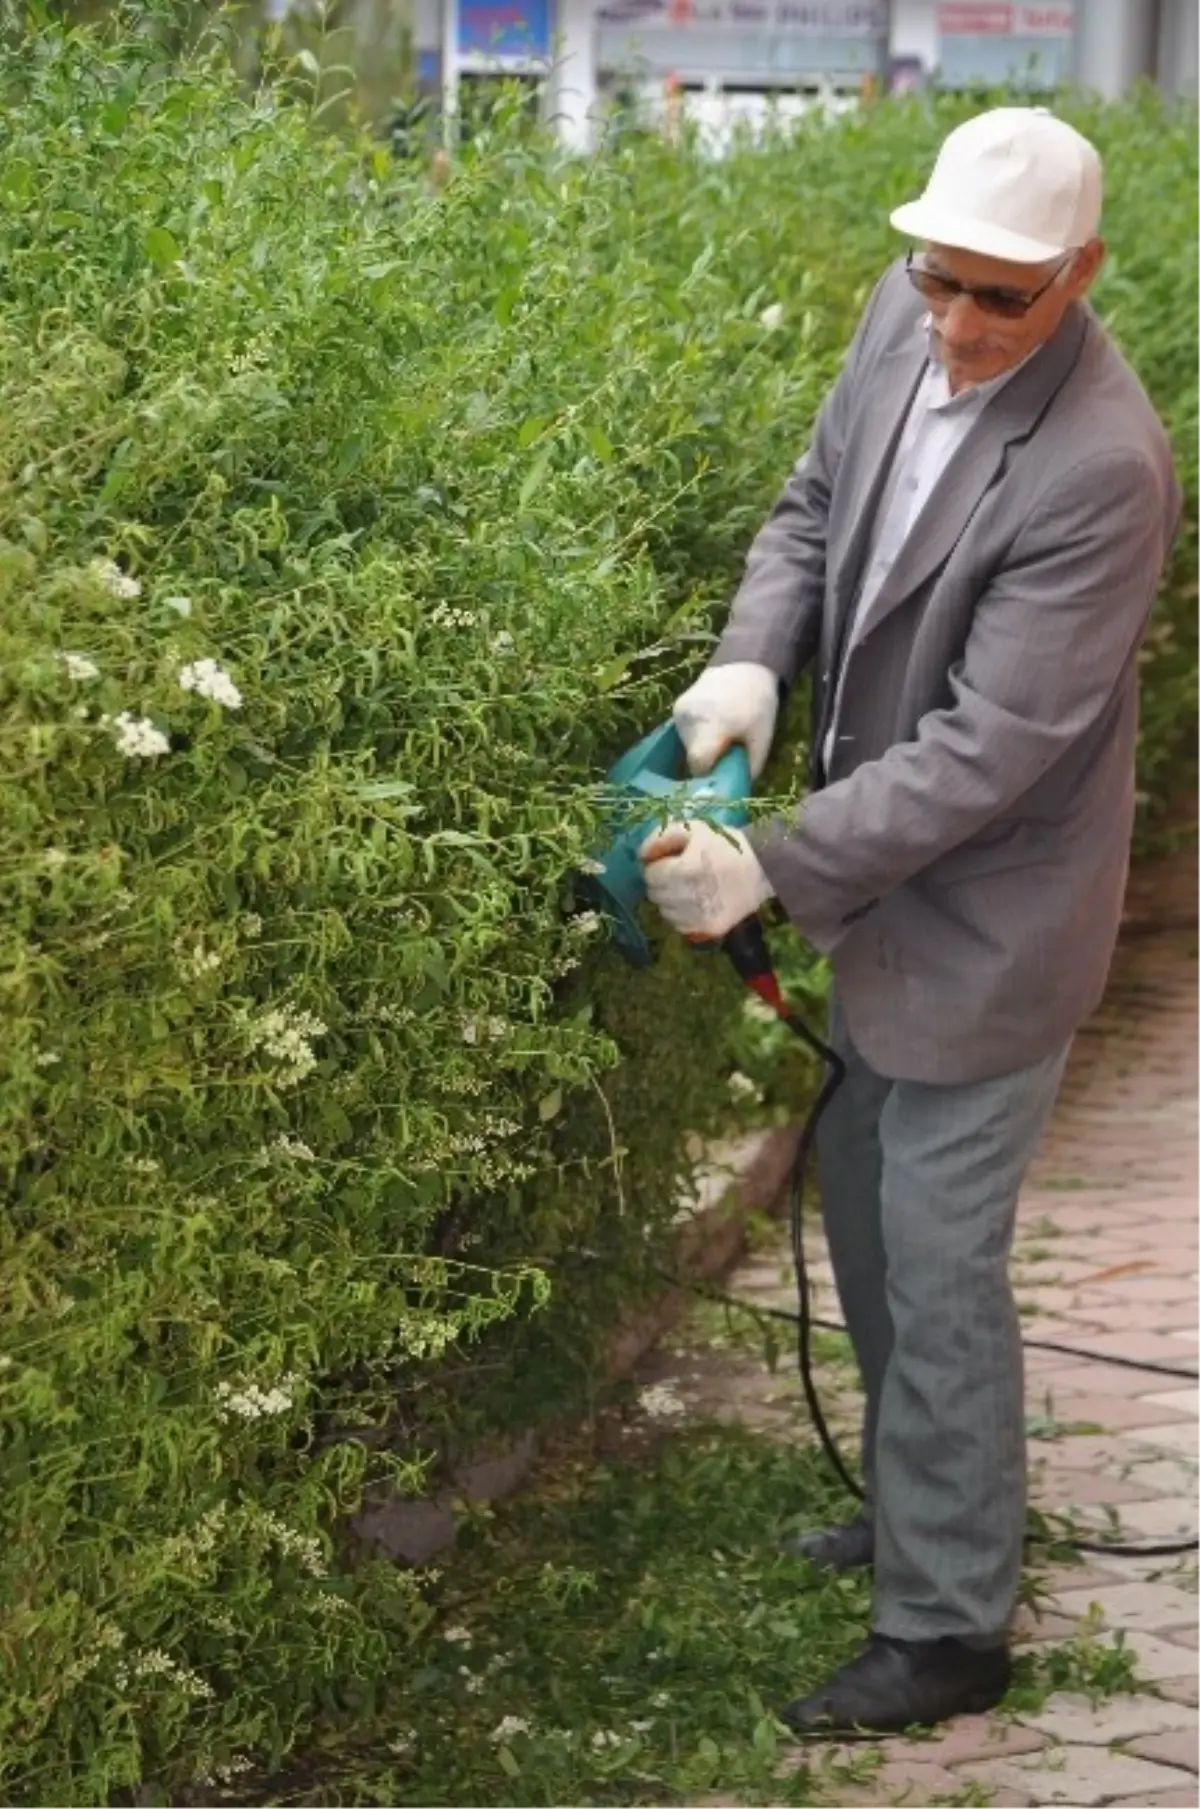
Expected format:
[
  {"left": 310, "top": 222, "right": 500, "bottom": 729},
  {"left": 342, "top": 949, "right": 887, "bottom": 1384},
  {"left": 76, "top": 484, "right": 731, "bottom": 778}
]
[{"left": 711, "top": 260, "right": 1182, "bottom": 1084}]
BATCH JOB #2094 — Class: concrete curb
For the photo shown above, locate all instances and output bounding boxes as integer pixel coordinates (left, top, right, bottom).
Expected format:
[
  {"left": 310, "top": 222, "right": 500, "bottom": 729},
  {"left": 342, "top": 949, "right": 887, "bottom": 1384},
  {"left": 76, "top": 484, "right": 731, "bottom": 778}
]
[{"left": 351, "top": 1121, "right": 802, "bottom": 1566}]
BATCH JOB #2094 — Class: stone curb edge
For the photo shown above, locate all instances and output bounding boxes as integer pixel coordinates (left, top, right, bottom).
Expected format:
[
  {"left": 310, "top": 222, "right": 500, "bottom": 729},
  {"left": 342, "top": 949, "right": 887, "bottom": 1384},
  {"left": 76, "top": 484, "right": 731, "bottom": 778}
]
[{"left": 351, "top": 1121, "right": 803, "bottom": 1566}]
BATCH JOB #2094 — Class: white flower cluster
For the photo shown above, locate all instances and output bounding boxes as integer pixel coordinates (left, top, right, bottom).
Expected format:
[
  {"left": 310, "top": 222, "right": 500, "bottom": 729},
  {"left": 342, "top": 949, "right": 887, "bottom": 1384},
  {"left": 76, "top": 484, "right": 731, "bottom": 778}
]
[
  {"left": 178, "top": 657, "right": 243, "bottom": 711},
  {"left": 104, "top": 711, "right": 171, "bottom": 759},
  {"left": 387, "top": 1732, "right": 417, "bottom": 1757},
  {"left": 759, "top": 302, "right": 784, "bottom": 331},
  {"left": 160, "top": 1503, "right": 228, "bottom": 1574},
  {"left": 255, "top": 1507, "right": 326, "bottom": 1577},
  {"left": 429, "top": 602, "right": 478, "bottom": 629},
  {"left": 247, "top": 1005, "right": 328, "bottom": 1087},
  {"left": 91, "top": 558, "right": 141, "bottom": 600},
  {"left": 62, "top": 1617, "right": 126, "bottom": 1688},
  {"left": 177, "top": 939, "right": 222, "bottom": 980},
  {"left": 570, "top": 911, "right": 604, "bottom": 937},
  {"left": 267, "top": 1133, "right": 316, "bottom": 1162},
  {"left": 397, "top": 1314, "right": 462, "bottom": 1362},
  {"left": 491, "top": 1716, "right": 531, "bottom": 1743},
  {"left": 638, "top": 1381, "right": 688, "bottom": 1421},
  {"left": 442, "top": 1623, "right": 473, "bottom": 1644},
  {"left": 126, "top": 1156, "right": 161, "bottom": 1175},
  {"left": 164, "top": 594, "right": 192, "bottom": 617},
  {"left": 114, "top": 1646, "right": 214, "bottom": 1700},
  {"left": 33, "top": 1049, "right": 61, "bottom": 1068},
  {"left": 728, "top": 1070, "right": 761, "bottom": 1100},
  {"left": 490, "top": 631, "right": 515, "bottom": 654},
  {"left": 742, "top": 994, "right": 778, "bottom": 1024},
  {"left": 229, "top": 333, "right": 273, "bottom": 375},
  {"left": 215, "top": 1371, "right": 301, "bottom": 1422},
  {"left": 58, "top": 651, "right": 100, "bottom": 681},
  {"left": 591, "top": 1730, "right": 623, "bottom": 1750},
  {"left": 460, "top": 1014, "right": 510, "bottom": 1046},
  {"left": 577, "top": 857, "right": 606, "bottom": 877},
  {"left": 213, "top": 1757, "right": 254, "bottom": 1785}
]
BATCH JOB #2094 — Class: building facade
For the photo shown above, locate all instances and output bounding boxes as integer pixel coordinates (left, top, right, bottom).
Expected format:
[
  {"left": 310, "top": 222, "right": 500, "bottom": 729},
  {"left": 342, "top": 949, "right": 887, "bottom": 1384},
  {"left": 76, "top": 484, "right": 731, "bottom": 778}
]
[{"left": 411, "top": 0, "right": 1197, "bottom": 149}]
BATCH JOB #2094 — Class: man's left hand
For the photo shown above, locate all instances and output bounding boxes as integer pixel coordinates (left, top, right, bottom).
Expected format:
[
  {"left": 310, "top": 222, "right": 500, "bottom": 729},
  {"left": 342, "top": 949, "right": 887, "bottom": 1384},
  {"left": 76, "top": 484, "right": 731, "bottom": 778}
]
[{"left": 639, "top": 819, "right": 775, "bottom": 940}]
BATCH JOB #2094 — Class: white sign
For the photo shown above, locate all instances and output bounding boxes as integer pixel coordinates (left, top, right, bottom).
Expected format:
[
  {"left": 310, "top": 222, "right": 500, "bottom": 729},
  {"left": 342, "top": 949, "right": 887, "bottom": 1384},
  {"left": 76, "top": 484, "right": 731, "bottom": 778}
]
[
  {"left": 936, "top": 3, "right": 1074, "bottom": 34},
  {"left": 597, "top": 0, "right": 888, "bottom": 33}
]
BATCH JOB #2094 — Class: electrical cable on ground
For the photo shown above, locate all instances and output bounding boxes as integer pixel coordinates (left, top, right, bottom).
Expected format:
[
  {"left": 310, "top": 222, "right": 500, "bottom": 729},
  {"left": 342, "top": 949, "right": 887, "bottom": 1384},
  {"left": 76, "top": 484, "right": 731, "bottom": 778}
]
[{"left": 665, "top": 939, "right": 1198, "bottom": 1561}]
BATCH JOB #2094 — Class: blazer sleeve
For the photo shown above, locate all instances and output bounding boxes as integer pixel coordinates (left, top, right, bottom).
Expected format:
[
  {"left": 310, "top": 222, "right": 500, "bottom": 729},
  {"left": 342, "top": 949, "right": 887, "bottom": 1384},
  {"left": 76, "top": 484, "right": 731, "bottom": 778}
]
[
  {"left": 706, "top": 264, "right": 896, "bottom": 694},
  {"left": 748, "top": 447, "right": 1181, "bottom": 952}
]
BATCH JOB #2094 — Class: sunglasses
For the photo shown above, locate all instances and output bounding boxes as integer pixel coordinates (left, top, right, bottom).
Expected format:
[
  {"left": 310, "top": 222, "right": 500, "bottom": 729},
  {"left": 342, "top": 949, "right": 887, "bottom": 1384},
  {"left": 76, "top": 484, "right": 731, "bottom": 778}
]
[{"left": 905, "top": 249, "right": 1074, "bottom": 320}]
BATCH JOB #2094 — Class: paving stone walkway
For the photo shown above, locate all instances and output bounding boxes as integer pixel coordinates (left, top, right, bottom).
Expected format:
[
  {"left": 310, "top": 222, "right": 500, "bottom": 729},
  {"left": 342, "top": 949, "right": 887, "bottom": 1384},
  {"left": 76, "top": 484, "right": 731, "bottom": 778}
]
[{"left": 649, "top": 844, "right": 1198, "bottom": 1806}]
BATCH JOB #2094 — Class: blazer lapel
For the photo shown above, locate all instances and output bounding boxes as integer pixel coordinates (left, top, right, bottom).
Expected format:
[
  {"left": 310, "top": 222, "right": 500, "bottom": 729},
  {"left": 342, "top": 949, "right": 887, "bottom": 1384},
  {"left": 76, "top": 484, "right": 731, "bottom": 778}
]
[
  {"left": 826, "top": 321, "right": 926, "bottom": 662},
  {"left": 852, "top": 301, "right": 1092, "bottom": 649}
]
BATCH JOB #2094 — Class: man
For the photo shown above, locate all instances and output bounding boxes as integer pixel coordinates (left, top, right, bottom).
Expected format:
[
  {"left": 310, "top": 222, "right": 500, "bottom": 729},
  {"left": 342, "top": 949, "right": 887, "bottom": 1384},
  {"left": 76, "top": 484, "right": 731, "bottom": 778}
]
[{"left": 640, "top": 108, "right": 1181, "bottom": 1734}]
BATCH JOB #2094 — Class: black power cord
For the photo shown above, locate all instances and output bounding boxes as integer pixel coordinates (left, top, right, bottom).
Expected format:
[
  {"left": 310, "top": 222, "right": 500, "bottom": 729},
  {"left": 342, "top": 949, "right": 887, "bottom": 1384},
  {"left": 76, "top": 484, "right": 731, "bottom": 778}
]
[{"left": 686, "top": 920, "right": 1200, "bottom": 1562}]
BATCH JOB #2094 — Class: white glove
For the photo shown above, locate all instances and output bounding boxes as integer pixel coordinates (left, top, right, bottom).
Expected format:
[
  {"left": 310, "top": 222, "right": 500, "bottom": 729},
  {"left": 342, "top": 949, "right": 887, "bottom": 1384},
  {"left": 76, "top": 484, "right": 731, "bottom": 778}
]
[
  {"left": 672, "top": 661, "right": 779, "bottom": 779},
  {"left": 639, "top": 819, "right": 775, "bottom": 941}
]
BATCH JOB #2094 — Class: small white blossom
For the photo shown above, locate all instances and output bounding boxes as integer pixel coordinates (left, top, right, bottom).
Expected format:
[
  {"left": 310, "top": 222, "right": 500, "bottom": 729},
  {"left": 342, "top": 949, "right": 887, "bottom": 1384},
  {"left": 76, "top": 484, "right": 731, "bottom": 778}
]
[
  {"left": 578, "top": 856, "right": 606, "bottom": 876},
  {"left": 253, "top": 1507, "right": 326, "bottom": 1575},
  {"left": 387, "top": 1732, "right": 416, "bottom": 1756},
  {"left": 42, "top": 848, "right": 69, "bottom": 870},
  {"left": 629, "top": 1718, "right": 653, "bottom": 1734},
  {"left": 571, "top": 911, "right": 603, "bottom": 937},
  {"left": 178, "top": 657, "right": 243, "bottom": 711},
  {"left": 163, "top": 594, "right": 192, "bottom": 617},
  {"left": 213, "top": 1757, "right": 253, "bottom": 1784},
  {"left": 741, "top": 994, "right": 777, "bottom": 1024},
  {"left": 114, "top": 1647, "right": 213, "bottom": 1699},
  {"left": 106, "top": 711, "right": 170, "bottom": 760},
  {"left": 91, "top": 558, "right": 141, "bottom": 600},
  {"left": 59, "top": 651, "right": 100, "bottom": 681},
  {"left": 442, "top": 1623, "right": 473, "bottom": 1644},
  {"left": 728, "top": 1070, "right": 761, "bottom": 1100},
  {"left": 651, "top": 1690, "right": 671, "bottom": 1707},
  {"left": 759, "top": 302, "right": 784, "bottom": 331},
  {"left": 33, "top": 1049, "right": 61, "bottom": 1068},
  {"left": 491, "top": 1716, "right": 531, "bottom": 1742},
  {"left": 246, "top": 1005, "right": 327, "bottom": 1087},
  {"left": 638, "top": 1382, "right": 688, "bottom": 1421},
  {"left": 591, "top": 1729, "right": 622, "bottom": 1750},
  {"left": 460, "top": 1665, "right": 485, "bottom": 1694},
  {"left": 461, "top": 1016, "right": 479, "bottom": 1045},
  {"left": 216, "top": 1372, "right": 301, "bottom": 1423},
  {"left": 177, "top": 939, "right": 222, "bottom": 980},
  {"left": 429, "top": 602, "right": 478, "bottom": 629},
  {"left": 267, "top": 1133, "right": 316, "bottom": 1162},
  {"left": 126, "top": 1156, "right": 161, "bottom": 1175},
  {"left": 490, "top": 631, "right": 515, "bottom": 653}
]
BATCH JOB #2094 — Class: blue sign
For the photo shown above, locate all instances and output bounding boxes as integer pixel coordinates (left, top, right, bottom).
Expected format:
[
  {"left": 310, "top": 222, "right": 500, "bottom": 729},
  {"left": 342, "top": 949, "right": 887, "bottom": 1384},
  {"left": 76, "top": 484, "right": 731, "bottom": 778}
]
[{"left": 457, "top": 0, "right": 553, "bottom": 57}]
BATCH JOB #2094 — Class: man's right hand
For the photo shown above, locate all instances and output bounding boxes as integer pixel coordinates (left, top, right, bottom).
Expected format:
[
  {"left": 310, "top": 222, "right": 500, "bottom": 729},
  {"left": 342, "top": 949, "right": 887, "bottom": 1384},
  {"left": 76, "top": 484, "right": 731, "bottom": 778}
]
[{"left": 672, "top": 661, "right": 780, "bottom": 778}]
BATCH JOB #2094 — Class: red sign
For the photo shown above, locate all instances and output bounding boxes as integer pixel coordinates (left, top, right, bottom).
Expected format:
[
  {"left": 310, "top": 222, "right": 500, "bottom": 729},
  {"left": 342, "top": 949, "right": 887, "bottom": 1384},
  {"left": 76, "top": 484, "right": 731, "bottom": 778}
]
[
  {"left": 937, "top": 2, "right": 1073, "bottom": 31},
  {"left": 937, "top": 3, "right": 1012, "bottom": 30}
]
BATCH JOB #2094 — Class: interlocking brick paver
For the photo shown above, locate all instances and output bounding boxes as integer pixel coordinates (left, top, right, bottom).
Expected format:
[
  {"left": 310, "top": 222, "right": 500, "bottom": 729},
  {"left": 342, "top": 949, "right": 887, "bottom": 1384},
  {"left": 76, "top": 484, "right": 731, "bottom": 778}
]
[
  {"left": 1017, "top": 1689, "right": 1198, "bottom": 1744},
  {"left": 1127, "top": 1727, "right": 1200, "bottom": 1769},
  {"left": 1107, "top": 1795, "right": 1197, "bottom": 1808},
  {"left": 965, "top": 1743, "right": 1195, "bottom": 1804},
  {"left": 1049, "top": 1580, "right": 1200, "bottom": 1635}
]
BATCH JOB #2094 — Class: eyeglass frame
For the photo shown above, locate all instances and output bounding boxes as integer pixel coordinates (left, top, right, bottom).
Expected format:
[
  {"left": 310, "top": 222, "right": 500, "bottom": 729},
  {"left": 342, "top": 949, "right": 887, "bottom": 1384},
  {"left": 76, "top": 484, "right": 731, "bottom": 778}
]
[{"left": 904, "top": 247, "right": 1076, "bottom": 320}]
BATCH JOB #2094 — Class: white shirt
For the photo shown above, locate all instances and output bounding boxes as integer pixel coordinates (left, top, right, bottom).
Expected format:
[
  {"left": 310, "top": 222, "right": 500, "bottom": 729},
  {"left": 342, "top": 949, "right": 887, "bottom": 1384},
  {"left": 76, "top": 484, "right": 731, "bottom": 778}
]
[{"left": 821, "top": 327, "right": 1034, "bottom": 777}]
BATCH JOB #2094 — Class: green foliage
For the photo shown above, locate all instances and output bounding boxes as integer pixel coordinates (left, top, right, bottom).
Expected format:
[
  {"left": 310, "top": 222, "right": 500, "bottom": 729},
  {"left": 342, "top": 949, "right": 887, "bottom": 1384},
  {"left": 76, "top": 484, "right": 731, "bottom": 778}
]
[{"left": 0, "top": 8, "right": 1193, "bottom": 1802}]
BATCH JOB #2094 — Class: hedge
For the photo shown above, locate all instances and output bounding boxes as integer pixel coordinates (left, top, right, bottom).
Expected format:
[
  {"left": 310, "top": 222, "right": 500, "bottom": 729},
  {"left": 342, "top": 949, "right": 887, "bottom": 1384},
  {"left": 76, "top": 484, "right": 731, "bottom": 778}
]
[{"left": 0, "top": 11, "right": 1194, "bottom": 1803}]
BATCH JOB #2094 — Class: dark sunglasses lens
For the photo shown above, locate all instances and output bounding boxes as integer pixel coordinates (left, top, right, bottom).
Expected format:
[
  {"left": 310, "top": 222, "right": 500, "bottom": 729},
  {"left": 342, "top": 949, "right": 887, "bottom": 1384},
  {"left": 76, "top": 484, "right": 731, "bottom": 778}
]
[
  {"left": 909, "top": 263, "right": 1032, "bottom": 320},
  {"left": 908, "top": 267, "right": 958, "bottom": 303},
  {"left": 976, "top": 290, "right": 1029, "bottom": 320}
]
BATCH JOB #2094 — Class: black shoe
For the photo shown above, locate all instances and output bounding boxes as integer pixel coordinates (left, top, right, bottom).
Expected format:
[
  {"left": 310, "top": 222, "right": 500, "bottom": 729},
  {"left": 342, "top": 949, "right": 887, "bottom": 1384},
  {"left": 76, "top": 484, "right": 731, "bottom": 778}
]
[
  {"left": 781, "top": 1516, "right": 874, "bottom": 1573},
  {"left": 780, "top": 1634, "right": 1012, "bottom": 1736}
]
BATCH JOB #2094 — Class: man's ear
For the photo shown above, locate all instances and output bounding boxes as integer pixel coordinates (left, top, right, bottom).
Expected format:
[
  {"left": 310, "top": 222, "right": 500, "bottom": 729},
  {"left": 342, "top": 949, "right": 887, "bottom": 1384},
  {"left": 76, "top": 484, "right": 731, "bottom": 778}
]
[{"left": 1069, "top": 237, "right": 1106, "bottom": 297}]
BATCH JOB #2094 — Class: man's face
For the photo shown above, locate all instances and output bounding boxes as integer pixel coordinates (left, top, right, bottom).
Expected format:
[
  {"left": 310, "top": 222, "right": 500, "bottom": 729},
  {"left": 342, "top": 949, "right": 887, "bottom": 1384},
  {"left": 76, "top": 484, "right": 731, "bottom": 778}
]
[{"left": 917, "top": 239, "right": 1105, "bottom": 390}]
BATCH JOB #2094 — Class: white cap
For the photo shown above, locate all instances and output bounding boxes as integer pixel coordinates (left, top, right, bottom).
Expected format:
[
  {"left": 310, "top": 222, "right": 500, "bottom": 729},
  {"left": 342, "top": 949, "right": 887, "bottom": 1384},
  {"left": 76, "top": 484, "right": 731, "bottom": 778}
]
[{"left": 890, "top": 108, "right": 1103, "bottom": 265}]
